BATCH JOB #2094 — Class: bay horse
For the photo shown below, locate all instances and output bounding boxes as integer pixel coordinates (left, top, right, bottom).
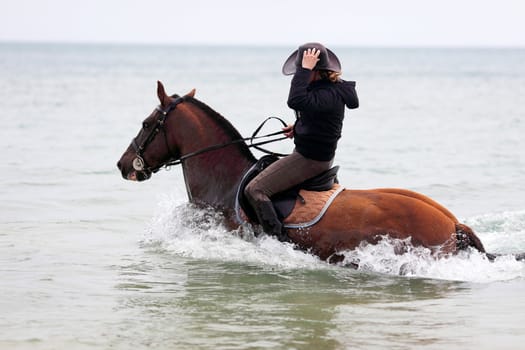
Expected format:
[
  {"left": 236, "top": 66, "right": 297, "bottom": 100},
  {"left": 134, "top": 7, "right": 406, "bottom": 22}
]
[{"left": 117, "top": 81, "right": 493, "bottom": 264}]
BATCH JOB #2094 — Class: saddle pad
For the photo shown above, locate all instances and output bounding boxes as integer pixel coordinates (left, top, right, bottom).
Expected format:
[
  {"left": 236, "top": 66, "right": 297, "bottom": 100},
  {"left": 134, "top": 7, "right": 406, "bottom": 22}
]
[{"left": 283, "top": 184, "right": 344, "bottom": 229}]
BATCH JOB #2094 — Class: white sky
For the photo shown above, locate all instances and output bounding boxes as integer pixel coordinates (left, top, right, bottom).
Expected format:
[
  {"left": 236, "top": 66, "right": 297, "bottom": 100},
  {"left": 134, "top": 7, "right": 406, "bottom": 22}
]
[{"left": 1, "top": 0, "right": 524, "bottom": 47}]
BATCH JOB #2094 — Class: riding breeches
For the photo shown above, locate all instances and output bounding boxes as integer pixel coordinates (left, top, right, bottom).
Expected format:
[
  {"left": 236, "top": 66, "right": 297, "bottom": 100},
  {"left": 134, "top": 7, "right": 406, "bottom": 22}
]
[{"left": 244, "top": 150, "right": 333, "bottom": 204}]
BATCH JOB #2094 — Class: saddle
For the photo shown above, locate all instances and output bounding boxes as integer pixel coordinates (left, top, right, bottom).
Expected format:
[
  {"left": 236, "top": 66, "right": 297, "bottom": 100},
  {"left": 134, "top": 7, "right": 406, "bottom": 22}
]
[{"left": 236, "top": 155, "right": 343, "bottom": 228}]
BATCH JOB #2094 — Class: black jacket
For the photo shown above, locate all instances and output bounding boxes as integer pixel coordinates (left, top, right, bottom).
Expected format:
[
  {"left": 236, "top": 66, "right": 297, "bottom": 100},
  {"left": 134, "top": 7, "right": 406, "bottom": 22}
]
[{"left": 287, "top": 67, "right": 359, "bottom": 161}]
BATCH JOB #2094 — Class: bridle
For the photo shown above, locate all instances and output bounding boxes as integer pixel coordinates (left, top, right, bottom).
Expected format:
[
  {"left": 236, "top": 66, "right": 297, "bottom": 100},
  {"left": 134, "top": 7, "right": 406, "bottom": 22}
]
[
  {"left": 131, "top": 95, "right": 185, "bottom": 175},
  {"left": 130, "top": 95, "right": 288, "bottom": 176}
]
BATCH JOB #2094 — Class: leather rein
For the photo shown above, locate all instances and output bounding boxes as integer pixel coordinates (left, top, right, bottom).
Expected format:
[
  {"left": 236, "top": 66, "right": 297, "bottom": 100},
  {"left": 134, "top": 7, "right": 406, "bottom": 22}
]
[{"left": 131, "top": 95, "right": 289, "bottom": 174}]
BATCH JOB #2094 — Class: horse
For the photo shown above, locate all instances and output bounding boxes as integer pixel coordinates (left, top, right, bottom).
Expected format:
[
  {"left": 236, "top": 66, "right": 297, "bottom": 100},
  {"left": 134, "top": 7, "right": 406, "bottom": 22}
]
[{"left": 117, "top": 81, "right": 501, "bottom": 264}]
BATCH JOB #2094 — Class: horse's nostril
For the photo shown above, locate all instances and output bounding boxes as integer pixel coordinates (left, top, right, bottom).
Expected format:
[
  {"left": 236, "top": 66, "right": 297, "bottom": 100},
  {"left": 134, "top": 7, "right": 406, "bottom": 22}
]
[{"left": 117, "top": 161, "right": 122, "bottom": 170}]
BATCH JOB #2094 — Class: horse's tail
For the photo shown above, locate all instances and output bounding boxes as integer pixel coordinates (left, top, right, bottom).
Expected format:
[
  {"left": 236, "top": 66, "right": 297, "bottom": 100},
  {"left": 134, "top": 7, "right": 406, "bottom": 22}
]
[
  {"left": 456, "top": 223, "right": 525, "bottom": 262},
  {"left": 455, "top": 223, "right": 486, "bottom": 253}
]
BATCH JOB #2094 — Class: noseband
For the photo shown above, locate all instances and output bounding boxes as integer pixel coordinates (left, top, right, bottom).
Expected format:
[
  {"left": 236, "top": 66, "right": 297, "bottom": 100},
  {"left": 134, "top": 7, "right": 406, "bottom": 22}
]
[{"left": 131, "top": 95, "right": 184, "bottom": 174}]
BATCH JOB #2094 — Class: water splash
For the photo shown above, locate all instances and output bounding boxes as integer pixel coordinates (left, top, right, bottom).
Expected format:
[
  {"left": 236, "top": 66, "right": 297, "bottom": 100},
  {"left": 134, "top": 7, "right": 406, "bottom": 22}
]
[
  {"left": 141, "top": 196, "right": 525, "bottom": 282},
  {"left": 340, "top": 237, "right": 525, "bottom": 283},
  {"left": 140, "top": 195, "right": 327, "bottom": 270}
]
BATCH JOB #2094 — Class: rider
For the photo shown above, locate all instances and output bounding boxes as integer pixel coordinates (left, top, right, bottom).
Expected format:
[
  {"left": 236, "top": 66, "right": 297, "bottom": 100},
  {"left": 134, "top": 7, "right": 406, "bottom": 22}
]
[{"left": 245, "top": 42, "right": 359, "bottom": 241}]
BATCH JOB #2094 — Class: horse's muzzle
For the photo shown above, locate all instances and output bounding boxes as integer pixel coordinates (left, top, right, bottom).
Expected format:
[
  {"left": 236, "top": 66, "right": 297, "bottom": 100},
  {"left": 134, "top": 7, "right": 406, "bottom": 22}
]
[{"left": 117, "top": 160, "right": 151, "bottom": 182}]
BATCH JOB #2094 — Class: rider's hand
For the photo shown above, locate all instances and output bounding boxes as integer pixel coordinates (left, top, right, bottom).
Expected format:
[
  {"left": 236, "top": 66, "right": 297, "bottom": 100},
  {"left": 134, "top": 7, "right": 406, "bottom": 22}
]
[
  {"left": 302, "top": 48, "right": 320, "bottom": 70},
  {"left": 283, "top": 124, "right": 294, "bottom": 138}
]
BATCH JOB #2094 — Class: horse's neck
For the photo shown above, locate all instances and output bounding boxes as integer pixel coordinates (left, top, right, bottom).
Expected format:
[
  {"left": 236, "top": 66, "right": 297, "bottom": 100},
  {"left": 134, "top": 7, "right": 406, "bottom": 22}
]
[
  {"left": 176, "top": 103, "right": 255, "bottom": 209},
  {"left": 182, "top": 153, "right": 253, "bottom": 208}
]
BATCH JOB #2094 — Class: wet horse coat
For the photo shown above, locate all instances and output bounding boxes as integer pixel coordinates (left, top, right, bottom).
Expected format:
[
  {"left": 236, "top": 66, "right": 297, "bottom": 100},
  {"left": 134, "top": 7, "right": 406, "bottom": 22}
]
[{"left": 117, "top": 81, "right": 487, "bottom": 263}]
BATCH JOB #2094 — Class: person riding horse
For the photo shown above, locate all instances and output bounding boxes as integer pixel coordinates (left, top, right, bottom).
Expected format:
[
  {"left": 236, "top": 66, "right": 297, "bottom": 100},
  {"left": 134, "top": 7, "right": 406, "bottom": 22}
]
[
  {"left": 244, "top": 42, "right": 359, "bottom": 241},
  {"left": 117, "top": 79, "right": 498, "bottom": 262}
]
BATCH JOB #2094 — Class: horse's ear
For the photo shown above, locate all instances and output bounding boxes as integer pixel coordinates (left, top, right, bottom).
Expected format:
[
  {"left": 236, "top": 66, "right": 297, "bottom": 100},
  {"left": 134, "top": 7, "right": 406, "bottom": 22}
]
[
  {"left": 156, "top": 81, "right": 171, "bottom": 107},
  {"left": 185, "top": 88, "right": 196, "bottom": 98}
]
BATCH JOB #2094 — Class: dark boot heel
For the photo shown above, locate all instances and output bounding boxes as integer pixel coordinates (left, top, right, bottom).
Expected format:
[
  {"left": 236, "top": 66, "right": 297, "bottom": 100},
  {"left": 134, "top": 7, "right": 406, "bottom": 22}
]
[{"left": 254, "top": 200, "right": 287, "bottom": 241}]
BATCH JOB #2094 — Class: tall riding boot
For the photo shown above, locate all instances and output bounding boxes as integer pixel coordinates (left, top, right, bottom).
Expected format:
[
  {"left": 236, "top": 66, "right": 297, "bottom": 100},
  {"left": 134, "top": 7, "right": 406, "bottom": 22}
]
[{"left": 253, "top": 200, "right": 287, "bottom": 242}]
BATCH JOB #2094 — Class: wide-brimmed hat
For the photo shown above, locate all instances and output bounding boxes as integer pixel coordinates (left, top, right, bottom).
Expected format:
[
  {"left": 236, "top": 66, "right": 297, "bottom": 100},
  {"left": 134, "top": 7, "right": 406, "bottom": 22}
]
[{"left": 282, "top": 42, "right": 341, "bottom": 75}]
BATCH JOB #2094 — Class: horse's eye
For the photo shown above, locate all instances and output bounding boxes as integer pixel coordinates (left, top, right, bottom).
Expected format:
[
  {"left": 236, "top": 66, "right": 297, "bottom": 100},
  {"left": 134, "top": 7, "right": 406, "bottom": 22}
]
[{"left": 143, "top": 122, "right": 149, "bottom": 129}]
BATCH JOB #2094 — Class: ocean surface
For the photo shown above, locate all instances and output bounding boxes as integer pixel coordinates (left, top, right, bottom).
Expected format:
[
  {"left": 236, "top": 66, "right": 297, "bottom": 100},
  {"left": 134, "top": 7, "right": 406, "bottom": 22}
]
[{"left": 1, "top": 42, "right": 525, "bottom": 349}]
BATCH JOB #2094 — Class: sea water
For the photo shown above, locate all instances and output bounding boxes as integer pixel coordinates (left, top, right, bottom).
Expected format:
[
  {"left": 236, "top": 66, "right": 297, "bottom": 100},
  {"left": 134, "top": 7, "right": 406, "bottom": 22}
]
[{"left": 1, "top": 43, "right": 525, "bottom": 349}]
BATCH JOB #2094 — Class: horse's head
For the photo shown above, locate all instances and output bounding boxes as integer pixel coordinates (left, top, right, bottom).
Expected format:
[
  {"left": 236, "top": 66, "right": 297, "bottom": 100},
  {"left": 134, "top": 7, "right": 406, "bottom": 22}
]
[{"left": 117, "top": 81, "right": 195, "bottom": 181}]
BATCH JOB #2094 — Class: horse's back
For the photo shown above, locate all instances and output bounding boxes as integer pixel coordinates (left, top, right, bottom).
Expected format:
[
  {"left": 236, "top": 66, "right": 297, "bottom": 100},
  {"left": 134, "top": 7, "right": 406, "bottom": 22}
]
[{"left": 368, "top": 188, "right": 458, "bottom": 222}]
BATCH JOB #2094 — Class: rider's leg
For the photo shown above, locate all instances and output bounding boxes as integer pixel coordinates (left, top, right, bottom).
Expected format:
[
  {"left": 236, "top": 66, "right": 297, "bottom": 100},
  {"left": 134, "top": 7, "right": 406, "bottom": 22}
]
[{"left": 245, "top": 150, "right": 332, "bottom": 240}]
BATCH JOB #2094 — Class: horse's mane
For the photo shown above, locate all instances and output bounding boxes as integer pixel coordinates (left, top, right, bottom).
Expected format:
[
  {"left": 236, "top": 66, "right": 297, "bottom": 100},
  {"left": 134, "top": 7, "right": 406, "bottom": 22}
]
[{"left": 184, "top": 96, "right": 257, "bottom": 163}]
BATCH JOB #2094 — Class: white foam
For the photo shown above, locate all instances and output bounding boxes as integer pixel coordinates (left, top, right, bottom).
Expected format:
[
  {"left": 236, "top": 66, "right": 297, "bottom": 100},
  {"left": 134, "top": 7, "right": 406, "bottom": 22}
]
[
  {"left": 141, "top": 196, "right": 525, "bottom": 282},
  {"left": 140, "top": 195, "right": 327, "bottom": 270},
  {"left": 340, "top": 237, "right": 525, "bottom": 283}
]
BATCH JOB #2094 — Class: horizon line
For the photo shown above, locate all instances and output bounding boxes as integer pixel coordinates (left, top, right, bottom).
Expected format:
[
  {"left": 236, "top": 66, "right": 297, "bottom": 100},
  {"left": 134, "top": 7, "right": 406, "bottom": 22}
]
[{"left": 1, "top": 39, "right": 524, "bottom": 50}]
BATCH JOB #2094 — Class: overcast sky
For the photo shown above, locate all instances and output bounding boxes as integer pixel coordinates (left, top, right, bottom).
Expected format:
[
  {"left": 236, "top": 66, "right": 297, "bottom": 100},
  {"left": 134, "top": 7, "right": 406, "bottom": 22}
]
[{"left": 1, "top": 0, "right": 524, "bottom": 47}]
